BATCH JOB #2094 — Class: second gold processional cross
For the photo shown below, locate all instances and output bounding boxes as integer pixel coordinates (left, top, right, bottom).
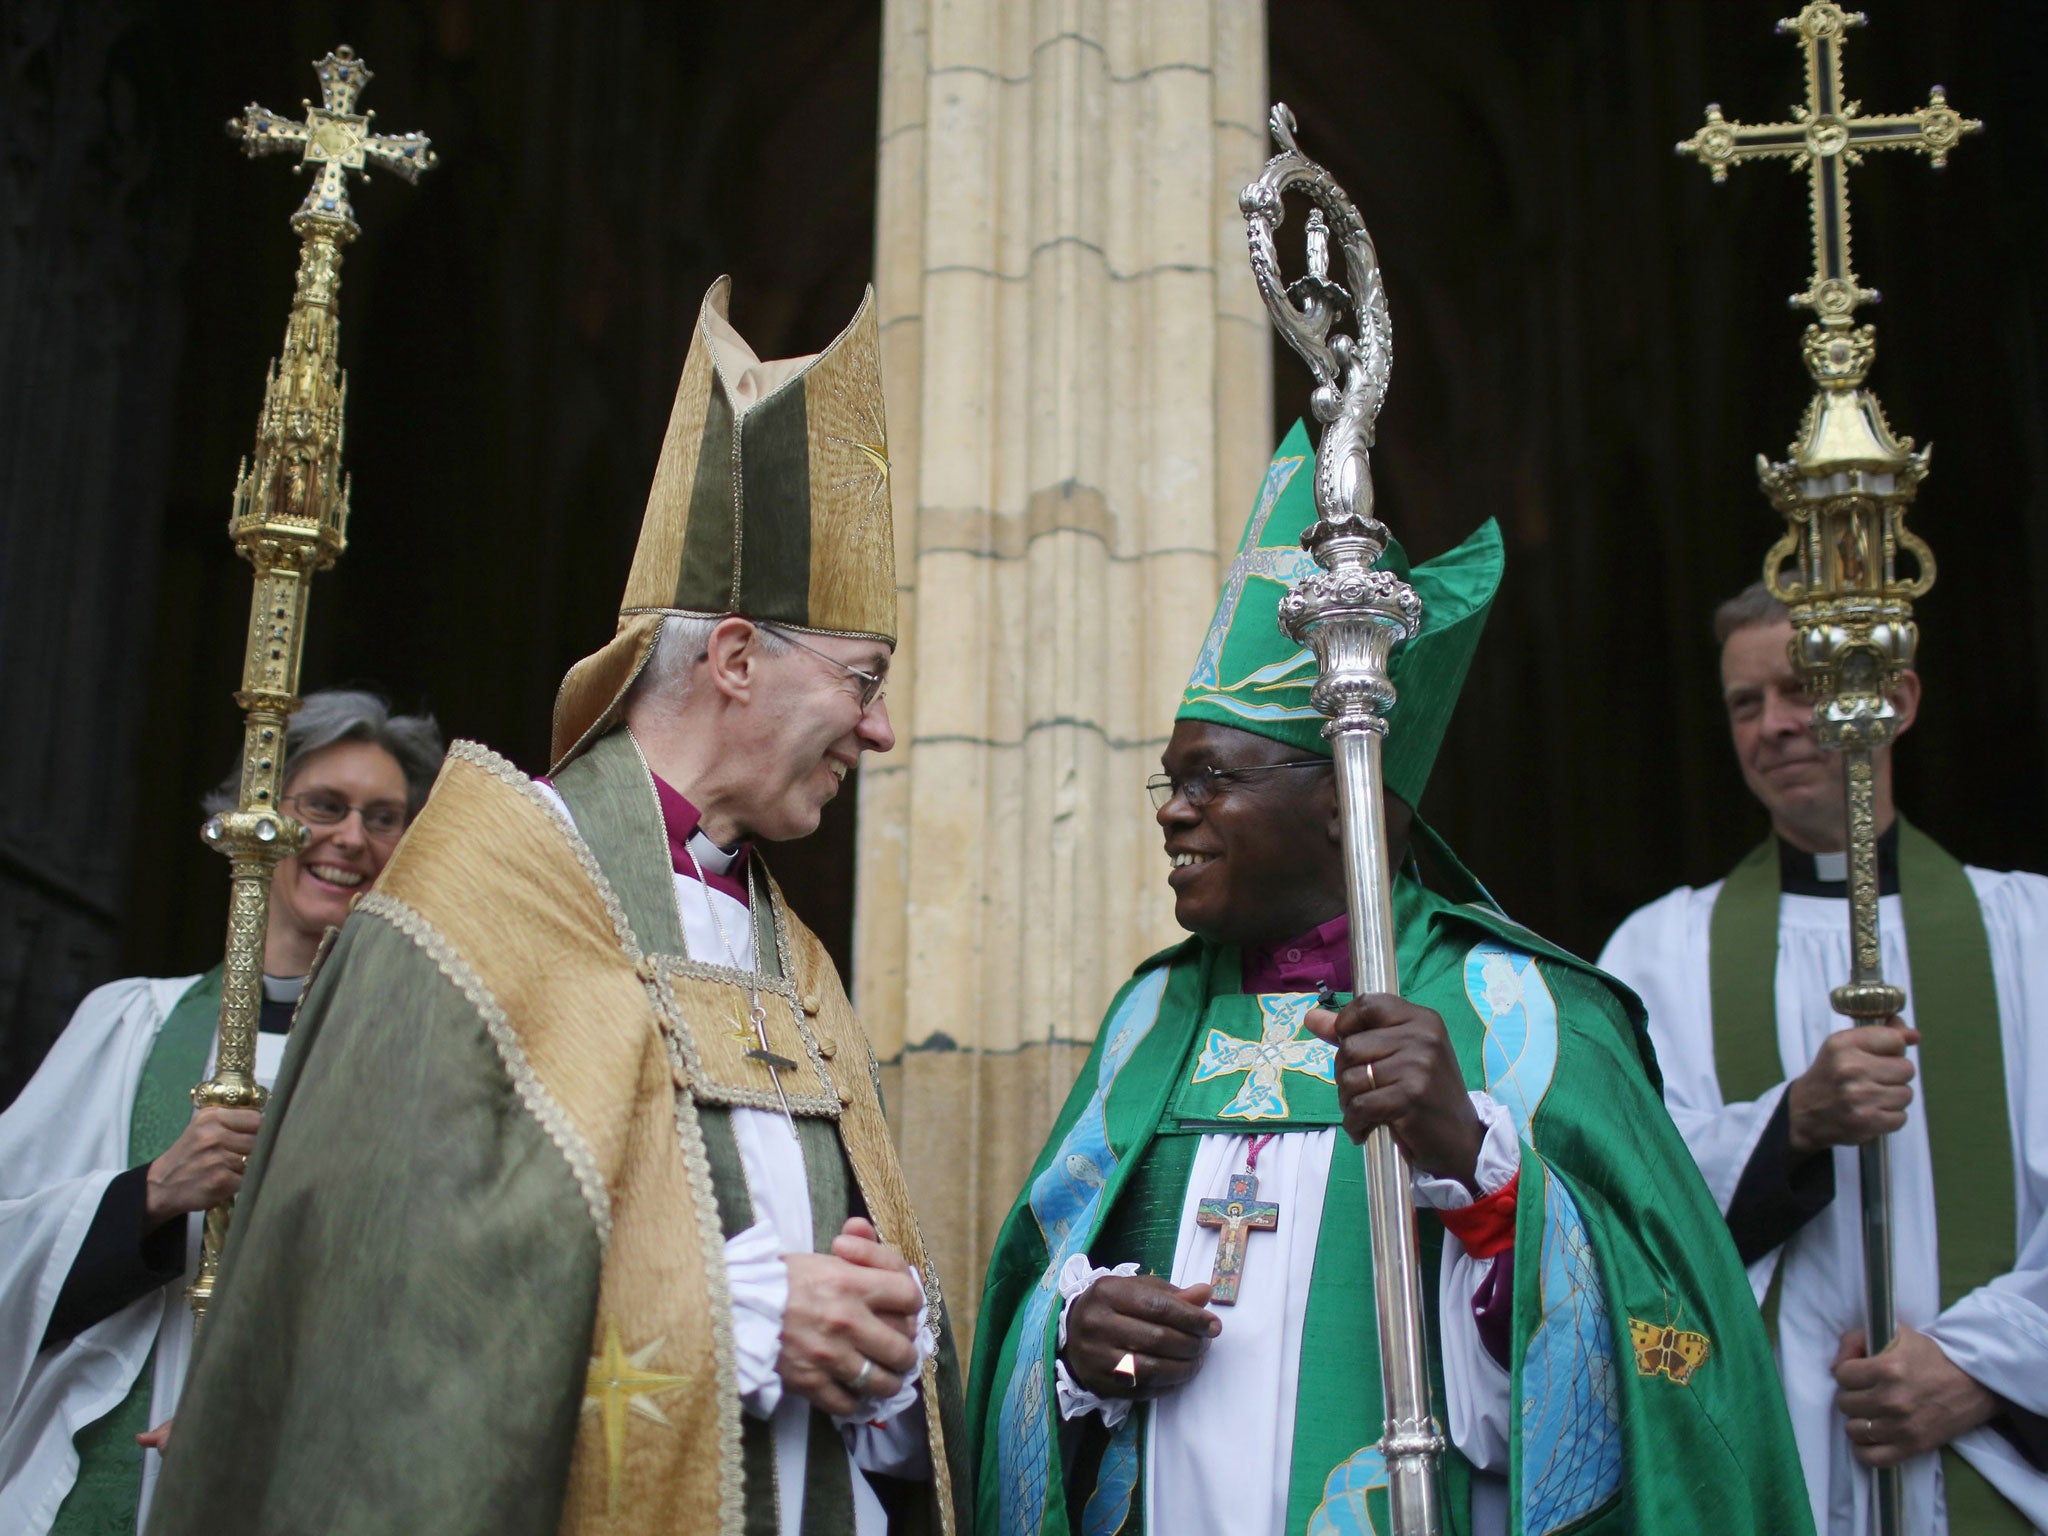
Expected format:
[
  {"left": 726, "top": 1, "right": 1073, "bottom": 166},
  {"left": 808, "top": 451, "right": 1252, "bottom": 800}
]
[
  {"left": 187, "top": 47, "right": 435, "bottom": 1323},
  {"left": 1678, "top": 7, "right": 1977, "bottom": 1535}
]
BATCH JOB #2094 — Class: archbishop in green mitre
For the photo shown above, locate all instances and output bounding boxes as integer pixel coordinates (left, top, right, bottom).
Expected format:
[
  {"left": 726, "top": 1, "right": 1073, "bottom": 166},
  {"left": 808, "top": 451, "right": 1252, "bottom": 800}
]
[
  {"left": 147, "top": 279, "right": 968, "bottom": 1536},
  {"left": 968, "top": 423, "right": 1814, "bottom": 1536}
]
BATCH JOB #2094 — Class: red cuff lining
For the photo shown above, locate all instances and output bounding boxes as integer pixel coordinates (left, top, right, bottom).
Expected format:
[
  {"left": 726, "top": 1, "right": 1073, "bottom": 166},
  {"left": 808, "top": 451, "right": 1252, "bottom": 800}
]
[{"left": 1436, "top": 1170, "right": 1518, "bottom": 1259}]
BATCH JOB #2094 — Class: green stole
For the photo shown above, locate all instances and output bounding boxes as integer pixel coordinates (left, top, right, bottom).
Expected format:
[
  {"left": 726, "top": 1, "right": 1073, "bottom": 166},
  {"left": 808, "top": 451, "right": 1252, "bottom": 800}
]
[
  {"left": 550, "top": 730, "right": 860, "bottom": 1536},
  {"left": 1707, "top": 819, "right": 2023, "bottom": 1531},
  {"left": 1082, "top": 899, "right": 1472, "bottom": 1536},
  {"left": 50, "top": 966, "right": 222, "bottom": 1536}
]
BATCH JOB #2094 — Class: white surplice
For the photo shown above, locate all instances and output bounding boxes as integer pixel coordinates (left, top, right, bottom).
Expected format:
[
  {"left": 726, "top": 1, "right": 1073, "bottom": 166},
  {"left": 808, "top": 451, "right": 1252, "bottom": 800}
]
[
  {"left": 1600, "top": 863, "right": 2048, "bottom": 1535},
  {"left": 0, "top": 974, "right": 290, "bottom": 1536},
  {"left": 1057, "top": 1098, "right": 1521, "bottom": 1536},
  {"left": 534, "top": 784, "right": 930, "bottom": 1536}
]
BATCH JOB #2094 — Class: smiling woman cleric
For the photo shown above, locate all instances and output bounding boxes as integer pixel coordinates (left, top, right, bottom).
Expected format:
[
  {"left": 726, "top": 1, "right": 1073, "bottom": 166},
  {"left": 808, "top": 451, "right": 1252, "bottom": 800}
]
[{"left": 0, "top": 689, "right": 441, "bottom": 1536}]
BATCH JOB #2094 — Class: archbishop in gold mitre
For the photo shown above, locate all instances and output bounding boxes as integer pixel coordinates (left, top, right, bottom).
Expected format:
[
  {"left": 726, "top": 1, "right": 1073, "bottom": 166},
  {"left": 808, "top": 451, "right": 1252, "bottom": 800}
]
[{"left": 149, "top": 280, "right": 969, "bottom": 1536}]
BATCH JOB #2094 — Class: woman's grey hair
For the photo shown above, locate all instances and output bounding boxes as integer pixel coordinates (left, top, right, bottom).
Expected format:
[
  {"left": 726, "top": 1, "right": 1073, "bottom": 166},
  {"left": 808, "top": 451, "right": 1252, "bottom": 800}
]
[
  {"left": 201, "top": 689, "right": 445, "bottom": 818},
  {"left": 1711, "top": 580, "right": 1791, "bottom": 646},
  {"left": 627, "top": 614, "right": 792, "bottom": 709}
]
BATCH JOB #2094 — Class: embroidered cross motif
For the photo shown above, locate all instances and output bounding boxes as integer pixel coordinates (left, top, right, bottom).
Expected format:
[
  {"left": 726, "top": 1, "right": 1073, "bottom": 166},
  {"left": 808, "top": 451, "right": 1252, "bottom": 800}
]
[{"left": 1191, "top": 994, "right": 1336, "bottom": 1120}]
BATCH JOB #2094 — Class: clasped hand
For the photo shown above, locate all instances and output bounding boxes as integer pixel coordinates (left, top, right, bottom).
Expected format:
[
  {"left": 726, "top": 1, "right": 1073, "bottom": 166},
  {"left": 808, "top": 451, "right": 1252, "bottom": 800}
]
[
  {"left": 779, "top": 1217, "right": 925, "bottom": 1418},
  {"left": 1306, "top": 995, "right": 1485, "bottom": 1189}
]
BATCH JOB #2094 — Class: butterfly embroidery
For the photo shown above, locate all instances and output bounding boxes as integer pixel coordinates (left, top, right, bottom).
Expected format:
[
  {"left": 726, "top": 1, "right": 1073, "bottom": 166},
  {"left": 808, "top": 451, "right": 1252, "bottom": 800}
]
[{"left": 1629, "top": 1316, "right": 1712, "bottom": 1385}]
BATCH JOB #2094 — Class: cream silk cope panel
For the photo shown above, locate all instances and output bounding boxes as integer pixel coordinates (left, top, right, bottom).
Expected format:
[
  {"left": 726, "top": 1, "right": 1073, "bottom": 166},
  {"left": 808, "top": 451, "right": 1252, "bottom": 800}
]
[
  {"left": 859, "top": 0, "right": 1274, "bottom": 1338},
  {"left": 1601, "top": 871, "right": 2048, "bottom": 1536}
]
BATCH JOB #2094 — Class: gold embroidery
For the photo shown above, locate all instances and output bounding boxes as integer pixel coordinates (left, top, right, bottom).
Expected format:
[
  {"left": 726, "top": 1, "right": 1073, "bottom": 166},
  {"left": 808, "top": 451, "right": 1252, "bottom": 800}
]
[
  {"left": 1629, "top": 1316, "right": 1712, "bottom": 1384},
  {"left": 584, "top": 1319, "right": 693, "bottom": 1514}
]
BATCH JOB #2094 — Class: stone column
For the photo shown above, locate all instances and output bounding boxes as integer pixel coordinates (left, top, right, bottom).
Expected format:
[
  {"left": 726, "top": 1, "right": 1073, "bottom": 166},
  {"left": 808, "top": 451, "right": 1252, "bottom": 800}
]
[{"left": 861, "top": 0, "right": 1270, "bottom": 1330}]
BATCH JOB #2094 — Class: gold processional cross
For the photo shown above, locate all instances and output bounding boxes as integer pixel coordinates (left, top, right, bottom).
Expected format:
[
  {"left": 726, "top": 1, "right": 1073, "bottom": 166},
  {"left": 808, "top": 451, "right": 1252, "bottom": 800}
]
[
  {"left": 1677, "top": 3, "right": 1978, "bottom": 333},
  {"left": 228, "top": 45, "right": 436, "bottom": 235}
]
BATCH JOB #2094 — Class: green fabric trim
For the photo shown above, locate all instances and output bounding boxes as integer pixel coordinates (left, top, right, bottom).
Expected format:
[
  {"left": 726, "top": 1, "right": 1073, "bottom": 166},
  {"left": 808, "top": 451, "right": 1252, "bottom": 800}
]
[
  {"left": 130, "top": 968, "right": 223, "bottom": 1164},
  {"left": 53, "top": 967, "right": 223, "bottom": 1536},
  {"left": 1707, "top": 840, "right": 1782, "bottom": 1104},
  {"left": 1707, "top": 823, "right": 2023, "bottom": 1530},
  {"left": 550, "top": 727, "right": 685, "bottom": 955},
  {"left": 678, "top": 380, "right": 740, "bottom": 613},
  {"left": 697, "top": 1106, "right": 758, "bottom": 1238},
  {"left": 1895, "top": 822, "right": 2016, "bottom": 1309},
  {"left": 739, "top": 386, "right": 815, "bottom": 625}
]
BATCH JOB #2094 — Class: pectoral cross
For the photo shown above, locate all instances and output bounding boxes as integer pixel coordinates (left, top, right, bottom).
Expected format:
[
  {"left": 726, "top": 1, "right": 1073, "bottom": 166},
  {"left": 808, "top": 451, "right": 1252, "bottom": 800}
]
[
  {"left": 1195, "top": 1170, "right": 1279, "bottom": 1305},
  {"left": 228, "top": 46, "right": 437, "bottom": 237},
  {"left": 1676, "top": 3, "right": 1978, "bottom": 331}
]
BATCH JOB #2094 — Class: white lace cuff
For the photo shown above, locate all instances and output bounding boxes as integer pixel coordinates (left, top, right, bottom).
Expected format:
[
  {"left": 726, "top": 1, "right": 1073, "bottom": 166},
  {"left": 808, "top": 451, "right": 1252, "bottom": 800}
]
[
  {"left": 723, "top": 1219, "right": 789, "bottom": 1417},
  {"left": 1409, "top": 1091, "right": 1521, "bottom": 1211},
  {"left": 1052, "top": 1253, "right": 1138, "bottom": 1426}
]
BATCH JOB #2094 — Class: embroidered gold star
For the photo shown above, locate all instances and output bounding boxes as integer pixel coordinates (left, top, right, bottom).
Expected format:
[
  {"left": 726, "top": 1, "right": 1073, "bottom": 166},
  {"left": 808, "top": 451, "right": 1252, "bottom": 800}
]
[
  {"left": 583, "top": 1319, "right": 692, "bottom": 1512},
  {"left": 826, "top": 387, "right": 892, "bottom": 543}
]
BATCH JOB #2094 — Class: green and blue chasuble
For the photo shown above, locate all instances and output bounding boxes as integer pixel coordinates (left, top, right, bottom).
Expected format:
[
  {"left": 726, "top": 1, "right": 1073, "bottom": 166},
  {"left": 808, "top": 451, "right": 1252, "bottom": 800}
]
[
  {"left": 967, "top": 425, "right": 1813, "bottom": 1535},
  {"left": 969, "top": 851, "right": 1815, "bottom": 1536}
]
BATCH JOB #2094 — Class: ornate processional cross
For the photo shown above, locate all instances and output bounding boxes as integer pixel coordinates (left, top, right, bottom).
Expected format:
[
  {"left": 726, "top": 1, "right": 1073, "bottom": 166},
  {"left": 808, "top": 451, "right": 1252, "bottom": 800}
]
[
  {"left": 1676, "top": 3, "right": 1978, "bottom": 329},
  {"left": 228, "top": 45, "right": 436, "bottom": 236},
  {"left": 1196, "top": 1170, "right": 1280, "bottom": 1305}
]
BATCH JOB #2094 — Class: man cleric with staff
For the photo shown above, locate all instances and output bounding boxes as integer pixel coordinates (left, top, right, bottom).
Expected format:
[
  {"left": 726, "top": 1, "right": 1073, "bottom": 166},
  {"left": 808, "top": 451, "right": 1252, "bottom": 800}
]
[
  {"left": 1600, "top": 583, "right": 2048, "bottom": 1534},
  {"left": 969, "top": 425, "right": 1813, "bottom": 1536},
  {"left": 148, "top": 278, "right": 968, "bottom": 1536}
]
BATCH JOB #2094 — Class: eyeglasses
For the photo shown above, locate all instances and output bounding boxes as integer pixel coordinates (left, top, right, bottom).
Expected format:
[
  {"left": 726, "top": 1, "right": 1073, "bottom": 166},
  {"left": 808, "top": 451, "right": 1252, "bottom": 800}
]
[
  {"left": 1146, "top": 760, "right": 1330, "bottom": 811},
  {"left": 764, "top": 626, "right": 888, "bottom": 712},
  {"left": 282, "top": 791, "right": 410, "bottom": 842}
]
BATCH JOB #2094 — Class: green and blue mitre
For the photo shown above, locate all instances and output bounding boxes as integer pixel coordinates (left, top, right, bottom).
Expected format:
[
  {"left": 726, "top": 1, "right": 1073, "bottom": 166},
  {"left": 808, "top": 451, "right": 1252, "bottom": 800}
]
[{"left": 1178, "top": 420, "right": 1503, "bottom": 806}]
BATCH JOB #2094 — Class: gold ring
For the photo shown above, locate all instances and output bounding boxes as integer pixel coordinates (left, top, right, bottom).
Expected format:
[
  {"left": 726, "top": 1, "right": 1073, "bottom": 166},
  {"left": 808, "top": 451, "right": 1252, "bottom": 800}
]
[
  {"left": 1112, "top": 1352, "right": 1138, "bottom": 1385},
  {"left": 1365, "top": 1061, "right": 1378, "bottom": 1093}
]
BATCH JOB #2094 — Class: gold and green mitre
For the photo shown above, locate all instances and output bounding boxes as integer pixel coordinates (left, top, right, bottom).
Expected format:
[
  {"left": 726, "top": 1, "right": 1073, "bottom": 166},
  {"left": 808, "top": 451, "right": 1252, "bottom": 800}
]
[
  {"left": 551, "top": 276, "right": 897, "bottom": 768},
  {"left": 1177, "top": 419, "right": 1503, "bottom": 805}
]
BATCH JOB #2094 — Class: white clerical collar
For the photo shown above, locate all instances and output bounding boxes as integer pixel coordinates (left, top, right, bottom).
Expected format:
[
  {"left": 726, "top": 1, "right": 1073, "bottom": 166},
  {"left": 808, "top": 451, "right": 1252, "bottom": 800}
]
[
  {"left": 1811, "top": 850, "right": 1848, "bottom": 884},
  {"left": 262, "top": 972, "right": 306, "bottom": 1003},
  {"left": 688, "top": 828, "right": 740, "bottom": 877}
]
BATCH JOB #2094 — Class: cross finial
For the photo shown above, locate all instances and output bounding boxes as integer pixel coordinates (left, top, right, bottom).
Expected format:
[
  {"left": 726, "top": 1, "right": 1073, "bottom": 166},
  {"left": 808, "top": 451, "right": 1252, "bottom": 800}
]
[
  {"left": 227, "top": 46, "right": 438, "bottom": 238},
  {"left": 1676, "top": 2, "right": 1978, "bottom": 328}
]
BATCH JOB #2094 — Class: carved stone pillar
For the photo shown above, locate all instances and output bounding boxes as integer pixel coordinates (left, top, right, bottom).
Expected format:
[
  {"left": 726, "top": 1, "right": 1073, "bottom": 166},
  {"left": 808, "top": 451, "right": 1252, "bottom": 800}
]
[{"left": 861, "top": 0, "right": 1270, "bottom": 1329}]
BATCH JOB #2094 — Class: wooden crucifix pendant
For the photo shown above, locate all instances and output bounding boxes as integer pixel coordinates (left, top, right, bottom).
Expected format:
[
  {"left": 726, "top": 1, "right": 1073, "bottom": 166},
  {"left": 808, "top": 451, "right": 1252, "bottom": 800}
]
[{"left": 1195, "top": 1171, "right": 1279, "bottom": 1305}]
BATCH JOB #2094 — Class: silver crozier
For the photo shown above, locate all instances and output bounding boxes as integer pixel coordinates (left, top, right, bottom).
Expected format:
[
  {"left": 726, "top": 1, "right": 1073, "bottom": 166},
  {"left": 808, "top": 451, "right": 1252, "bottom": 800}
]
[{"left": 1241, "top": 103, "right": 1445, "bottom": 1536}]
